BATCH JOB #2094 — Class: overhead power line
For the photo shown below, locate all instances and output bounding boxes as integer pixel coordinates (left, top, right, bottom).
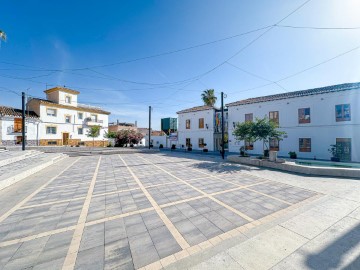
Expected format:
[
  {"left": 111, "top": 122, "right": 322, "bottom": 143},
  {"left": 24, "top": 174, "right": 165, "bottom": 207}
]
[{"left": 275, "top": 24, "right": 360, "bottom": 30}]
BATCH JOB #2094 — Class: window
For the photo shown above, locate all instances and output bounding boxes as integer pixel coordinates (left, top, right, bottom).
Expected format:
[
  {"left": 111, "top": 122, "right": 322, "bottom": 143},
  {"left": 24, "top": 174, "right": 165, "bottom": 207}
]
[
  {"left": 78, "top": 112, "right": 83, "bottom": 120},
  {"left": 298, "top": 108, "right": 311, "bottom": 124},
  {"left": 78, "top": 128, "right": 83, "bottom": 135},
  {"left": 245, "top": 113, "right": 253, "bottom": 122},
  {"left": 46, "top": 127, "right": 57, "bottom": 134},
  {"left": 47, "top": 141, "right": 57, "bottom": 145},
  {"left": 186, "top": 119, "right": 191, "bottom": 129},
  {"left": 269, "top": 138, "right": 279, "bottom": 151},
  {"left": 65, "top": 96, "right": 71, "bottom": 104},
  {"left": 244, "top": 140, "right": 253, "bottom": 150},
  {"left": 199, "top": 118, "right": 204, "bottom": 129},
  {"left": 46, "top": 108, "right": 57, "bottom": 117},
  {"left": 245, "top": 140, "right": 254, "bottom": 150},
  {"left": 269, "top": 111, "right": 279, "bottom": 126},
  {"left": 198, "top": 138, "right": 205, "bottom": 148},
  {"left": 65, "top": 116, "right": 71, "bottom": 123},
  {"left": 299, "top": 138, "right": 311, "bottom": 152},
  {"left": 91, "top": 114, "right": 98, "bottom": 122},
  {"left": 186, "top": 138, "right": 191, "bottom": 147},
  {"left": 335, "top": 104, "right": 351, "bottom": 122}
]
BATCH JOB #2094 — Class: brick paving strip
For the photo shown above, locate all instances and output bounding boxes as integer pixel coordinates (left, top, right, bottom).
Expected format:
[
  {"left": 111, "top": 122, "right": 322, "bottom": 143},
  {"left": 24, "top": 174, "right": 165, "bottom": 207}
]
[
  {"left": 118, "top": 155, "right": 191, "bottom": 250},
  {"left": 62, "top": 156, "right": 102, "bottom": 269}
]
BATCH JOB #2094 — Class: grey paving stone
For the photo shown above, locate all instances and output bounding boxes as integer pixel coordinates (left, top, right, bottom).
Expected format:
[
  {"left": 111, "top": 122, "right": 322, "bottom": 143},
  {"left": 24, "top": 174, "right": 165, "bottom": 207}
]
[
  {"left": 79, "top": 223, "right": 105, "bottom": 252},
  {"left": 75, "top": 245, "right": 105, "bottom": 270},
  {"left": 105, "top": 238, "right": 134, "bottom": 270},
  {"left": 148, "top": 225, "right": 182, "bottom": 258},
  {"left": 128, "top": 231, "right": 159, "bottom": 269}
]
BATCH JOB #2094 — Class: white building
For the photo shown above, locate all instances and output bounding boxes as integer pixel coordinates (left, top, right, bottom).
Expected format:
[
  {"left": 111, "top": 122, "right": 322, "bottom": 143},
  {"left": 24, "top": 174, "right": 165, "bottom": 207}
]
[
  {"left": 27, "top": 86, "right": 110, "bottom": 147},
  {"left": 177, "top": 105, "right": 228, "bottom": 151},
  {"left": 0, "top": 106, "right": 40, "bottom": 146},
  {"left": 227, "top": 82, "right": 360, "bottom": 162}
]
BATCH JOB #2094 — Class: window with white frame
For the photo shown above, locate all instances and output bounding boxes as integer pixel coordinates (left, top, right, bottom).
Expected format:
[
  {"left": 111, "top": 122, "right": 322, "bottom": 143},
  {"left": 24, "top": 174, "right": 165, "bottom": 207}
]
[
  {"left": 78, "top": 112, "right": 83, "bottom": 120},
  {"left": 46, "top": 108, "right": 57, "bottom": 117},
  {"left": 65, "top": 115, "right": 71, "bottom": 123},
  {"left": 65, "top": 96, "right": 71, "bottom": 104},
  {"left": 46, "top": 126, "right": 57, "bottom": 134},
  {"left": 78, "top": 128, "right": 84, "bottom": 135}
]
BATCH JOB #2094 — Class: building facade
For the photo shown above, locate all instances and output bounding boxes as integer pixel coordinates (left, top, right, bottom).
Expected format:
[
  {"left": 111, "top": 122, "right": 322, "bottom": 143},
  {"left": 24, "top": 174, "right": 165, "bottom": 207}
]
[
  {"left": 177, "top": 105, "right": 228, "bottom": 151},
  {"left": 27, "top": 86, "right": 110, "bottom": 147},
  {"left": 0, "top": 106, "right": 40, "bottom": 146},
  {"left": 161, "top": 117, "right": 177, "bottom": 135},
  {"left": 227, "top": 82, "right": 360, "bottom": 162}
]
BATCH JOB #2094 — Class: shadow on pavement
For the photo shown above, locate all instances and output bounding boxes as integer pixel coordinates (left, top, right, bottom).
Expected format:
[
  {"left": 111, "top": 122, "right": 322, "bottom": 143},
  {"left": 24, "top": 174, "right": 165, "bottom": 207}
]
[{"left": 306, "top": 221, "right": 360, "bottom": 270}]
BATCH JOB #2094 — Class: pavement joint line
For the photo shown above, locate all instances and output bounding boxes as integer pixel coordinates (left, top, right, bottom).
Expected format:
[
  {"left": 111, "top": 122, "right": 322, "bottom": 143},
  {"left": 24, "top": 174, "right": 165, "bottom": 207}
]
[
  {"left": 119, "top": 154, "right": 191, "bottom": 250},
  {"left": 159, "top": 195, "right": 207, "bottom": 208},
  {"left": 85, "top": 207, "right": 154, "bottom": 226},
  {"left": 0, "top": 157, "right": 81, "bottom": 224},
  {"left": 20, "top": 196, "right": 86, "bottom": 210},
  {"left": 244, "top": 187, "right": 293, "bottom": 205},
  {"left": 62, "top": 156, "right": 102, "bottom": 270},
  {"left": 207, "top": 181, "right": 270, "bottom": 196},
  {"left": 141, "top": 192, "right": 322, "bottom": 270},
  {"left": 136, "top": 154, "right": 254, "bottom": 222}
]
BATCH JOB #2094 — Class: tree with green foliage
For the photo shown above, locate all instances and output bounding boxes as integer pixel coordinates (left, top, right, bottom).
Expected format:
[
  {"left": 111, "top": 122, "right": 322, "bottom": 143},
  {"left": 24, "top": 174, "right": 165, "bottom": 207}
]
[
  {"left": 115, "top": 129, "right": 144, "bottom": 147},
  {"left": 233, "top": 117, "right": 286, "bottom": 156},
  {"left": 104, "top": 131, "right": 117, "bottom": 139},
  {"left": 201, "top": 89, "right": 217, "bottom": 106},
  {"left": 86, "top": 125, "right": 101, "bottom": 147}
]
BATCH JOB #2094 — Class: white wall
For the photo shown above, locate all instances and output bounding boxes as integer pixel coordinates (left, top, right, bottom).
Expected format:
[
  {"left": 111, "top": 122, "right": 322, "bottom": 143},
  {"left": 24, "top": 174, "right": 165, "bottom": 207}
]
[
  {"left": 1, "top": 117, "right": 39, "bottom": 143},
  {"left": 228, "top": 90, "right": 360, "bottom": 162},
  {"left": 38, "top": 104, "right": 109, "bottom": 142},
  {"left": 145, "top": 135, "right": 167, "bottom": 148},
  {"left": 46, "top": 91, "right": 78, "bottom": 106},
  {"left": 177, "top": 109, "right": 215, "bottom": 151}
]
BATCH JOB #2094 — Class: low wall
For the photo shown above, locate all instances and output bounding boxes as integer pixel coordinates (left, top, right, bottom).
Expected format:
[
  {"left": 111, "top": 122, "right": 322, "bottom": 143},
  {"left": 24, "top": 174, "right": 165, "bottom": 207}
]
[{"left": 227, "top": 155, "right": 360, "bottom": 179}]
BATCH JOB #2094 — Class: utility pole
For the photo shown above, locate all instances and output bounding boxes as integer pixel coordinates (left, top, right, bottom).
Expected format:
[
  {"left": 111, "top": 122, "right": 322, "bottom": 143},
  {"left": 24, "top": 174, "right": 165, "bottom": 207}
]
[
  {"left": 221, "top": 92, "right": 225, "bottom": 160},
  {"left": 148, "top": 106, "right": 151, "bottom": 149},
  {"left": 22, "top": 92, "right": 26, "bottom": 151}
]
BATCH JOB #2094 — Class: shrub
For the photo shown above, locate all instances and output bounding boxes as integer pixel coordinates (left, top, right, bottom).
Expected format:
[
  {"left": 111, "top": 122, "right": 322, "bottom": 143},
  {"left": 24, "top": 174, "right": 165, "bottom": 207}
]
[
  {"left": 159, "top": 144, "right": 164, "bottom": 149},
  {"left": 171, "top": 144, "right": 176, "bottom": 150},
  {"left": 288, "top": 151, "right": 297, "bottom": 159}
]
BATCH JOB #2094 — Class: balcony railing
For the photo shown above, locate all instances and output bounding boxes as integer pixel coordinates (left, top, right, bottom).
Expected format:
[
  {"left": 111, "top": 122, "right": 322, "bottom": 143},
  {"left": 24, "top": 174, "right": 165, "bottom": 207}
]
[
  {"left": 84, "top": 117, "right": 104, "bottom": 126},
  {"left": 7, "top": 125, "right": 27, "bottom": 134}
]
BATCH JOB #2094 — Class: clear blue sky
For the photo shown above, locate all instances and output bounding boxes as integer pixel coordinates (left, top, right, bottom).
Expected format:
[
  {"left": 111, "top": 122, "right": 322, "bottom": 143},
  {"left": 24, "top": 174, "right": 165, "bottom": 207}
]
[{"left": 1, "top": 0, "right": 360, "bottom": 129}]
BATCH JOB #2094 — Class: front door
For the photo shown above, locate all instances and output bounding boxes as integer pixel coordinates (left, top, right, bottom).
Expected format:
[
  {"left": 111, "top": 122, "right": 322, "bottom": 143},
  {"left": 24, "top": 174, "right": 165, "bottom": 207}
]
[
  {"left": 63, "top": 133, "right": 69, "bottom": 145},
  {"left": 336, "top": 138, "right": 351, "bottom": 162}
]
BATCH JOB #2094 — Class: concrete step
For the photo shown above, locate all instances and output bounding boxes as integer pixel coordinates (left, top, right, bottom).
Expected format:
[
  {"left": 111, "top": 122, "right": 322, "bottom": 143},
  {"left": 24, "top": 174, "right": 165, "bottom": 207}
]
[
  {"left": 0, "top": 150, "right": 43, "bottom": 167},
  {"left": 0, "top": 152, "right": 68, "bottom": 191}
]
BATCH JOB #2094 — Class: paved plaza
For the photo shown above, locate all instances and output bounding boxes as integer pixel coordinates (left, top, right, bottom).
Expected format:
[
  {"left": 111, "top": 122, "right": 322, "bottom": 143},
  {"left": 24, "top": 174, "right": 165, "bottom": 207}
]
[{"left": 0, "top": 152, "right": 359, "bottom": 270}]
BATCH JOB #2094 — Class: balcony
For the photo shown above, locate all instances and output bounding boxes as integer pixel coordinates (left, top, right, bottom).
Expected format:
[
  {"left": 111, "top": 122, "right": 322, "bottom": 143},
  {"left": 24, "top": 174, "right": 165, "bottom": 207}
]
[
  {"left": 84, "top": 117, "right": 104, "bottom": 126},
  {"left": 7, "top": 125, "right": 27, "bottom": 134}
]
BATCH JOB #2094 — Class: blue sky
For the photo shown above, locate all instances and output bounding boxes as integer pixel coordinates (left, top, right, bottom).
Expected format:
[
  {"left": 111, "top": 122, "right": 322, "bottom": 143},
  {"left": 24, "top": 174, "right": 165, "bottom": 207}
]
[{"left": 1, "top": 0, "right": 360, "bottom": 129}]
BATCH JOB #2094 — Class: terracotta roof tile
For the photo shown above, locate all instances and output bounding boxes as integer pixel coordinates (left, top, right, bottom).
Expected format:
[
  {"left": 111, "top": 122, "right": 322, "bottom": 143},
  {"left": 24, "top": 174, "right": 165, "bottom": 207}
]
[
  {"left": 226, "top": 82, "right": 360, "bottom": 107},
  {"left": 0, "top": 106, "right": 39, "bottom": 118},
  {"left": 177, "top": 105, "right": 217, "bottom": 114}
]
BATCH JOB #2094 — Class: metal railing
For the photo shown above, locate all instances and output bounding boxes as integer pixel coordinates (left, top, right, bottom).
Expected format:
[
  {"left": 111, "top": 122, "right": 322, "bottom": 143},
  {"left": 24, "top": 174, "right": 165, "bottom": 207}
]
[{"left": 84, "top": 117, "right": 104, "bottom": 124}]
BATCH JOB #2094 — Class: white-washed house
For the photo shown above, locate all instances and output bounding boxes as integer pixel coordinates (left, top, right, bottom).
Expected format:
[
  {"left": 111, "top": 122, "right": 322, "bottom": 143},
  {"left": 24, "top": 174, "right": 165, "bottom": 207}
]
[
  {"left": 0, "top": 106, "right": 40, "bottom": 146},
  {"left": 227, "top": 82, "right": 360, "bottom": 162},
  {"left": 177, "top": 105, "right": 228, "bottom": 151},
  {"left": 27, "top": 86, "right": 110, "bottom": 147}
]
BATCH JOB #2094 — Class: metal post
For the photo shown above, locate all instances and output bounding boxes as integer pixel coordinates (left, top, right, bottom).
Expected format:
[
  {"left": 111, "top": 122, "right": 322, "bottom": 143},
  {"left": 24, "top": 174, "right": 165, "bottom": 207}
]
[
  {"left": 221, "top": 92, "right": 225, "bottom": 159},
  {"left": 148, "top": 106, "right": 151, "bottom": 149},
  {"left": 22, "top": 92, "right": 26, "bottom": 151}
]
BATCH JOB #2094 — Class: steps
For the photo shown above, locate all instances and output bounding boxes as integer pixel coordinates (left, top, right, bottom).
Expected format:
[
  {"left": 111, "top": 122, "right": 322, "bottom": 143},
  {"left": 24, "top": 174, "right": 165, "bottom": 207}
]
[{"left": 0, "top": 151, "right": 68, "bottom": 191}]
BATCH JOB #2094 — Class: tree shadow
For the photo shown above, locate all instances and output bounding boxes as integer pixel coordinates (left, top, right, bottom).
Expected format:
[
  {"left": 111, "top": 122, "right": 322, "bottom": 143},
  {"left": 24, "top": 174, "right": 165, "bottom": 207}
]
[{"left": 306, "top": 221, "right": 360, "bottom": 270}]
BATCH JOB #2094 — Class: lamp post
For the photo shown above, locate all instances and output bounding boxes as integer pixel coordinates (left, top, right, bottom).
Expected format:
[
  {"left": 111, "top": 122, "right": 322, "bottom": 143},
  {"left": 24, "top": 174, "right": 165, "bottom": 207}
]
[
  {"left": 148, "top": 106, "right": 151, "bottom": 149},
  {"left": 22, "top": 92, "right": 26, "bottom": 151}
]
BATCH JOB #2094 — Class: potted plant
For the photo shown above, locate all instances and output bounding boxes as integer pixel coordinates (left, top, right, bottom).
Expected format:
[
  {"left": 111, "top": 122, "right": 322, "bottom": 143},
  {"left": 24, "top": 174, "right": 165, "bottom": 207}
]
[
  {"left": 240, "top": 146, "right": 246, "bottom": 157},
  {"left": 288, "top": 151, "right": 297, "bottom": 159},
  {"left": 203, "top": 143, "right": 208, "bottom": 152},
  {"left": 263, "top": 149, "right": 269, "bottom": 158},
  {"left": 159, "top": 144, "right": 163, "bottom": 149},
  {"left": 187, "top": 144, "right": 192, "bottom": 151},
  {"left": 328, "top": 144, "right": 340, "bottom": 162},
  {"left": 171, "top": 144, "right": 176, "bottom": 150}
]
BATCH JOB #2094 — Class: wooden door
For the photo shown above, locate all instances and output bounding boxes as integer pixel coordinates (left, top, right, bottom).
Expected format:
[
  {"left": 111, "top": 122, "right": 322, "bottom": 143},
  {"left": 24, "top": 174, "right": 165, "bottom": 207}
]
[
  {"left": 63, "top": 133, "right": 69, "bottom": 145},
  {"left": 14, "top": 118, "right": 22, "bottom": 132}
]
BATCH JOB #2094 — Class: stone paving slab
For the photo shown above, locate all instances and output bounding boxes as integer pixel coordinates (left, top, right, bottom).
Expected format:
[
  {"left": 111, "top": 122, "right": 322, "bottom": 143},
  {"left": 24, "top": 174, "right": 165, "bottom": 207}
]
[{"left": 0, "top": 152, "right": 322, "bottom": 270}]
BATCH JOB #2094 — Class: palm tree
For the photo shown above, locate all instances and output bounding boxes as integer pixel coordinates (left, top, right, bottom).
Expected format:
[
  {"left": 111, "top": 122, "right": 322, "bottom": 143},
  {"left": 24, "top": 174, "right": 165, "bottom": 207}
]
[{"left": 201, "top": 89, "right": 217, "bottom": 106}]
